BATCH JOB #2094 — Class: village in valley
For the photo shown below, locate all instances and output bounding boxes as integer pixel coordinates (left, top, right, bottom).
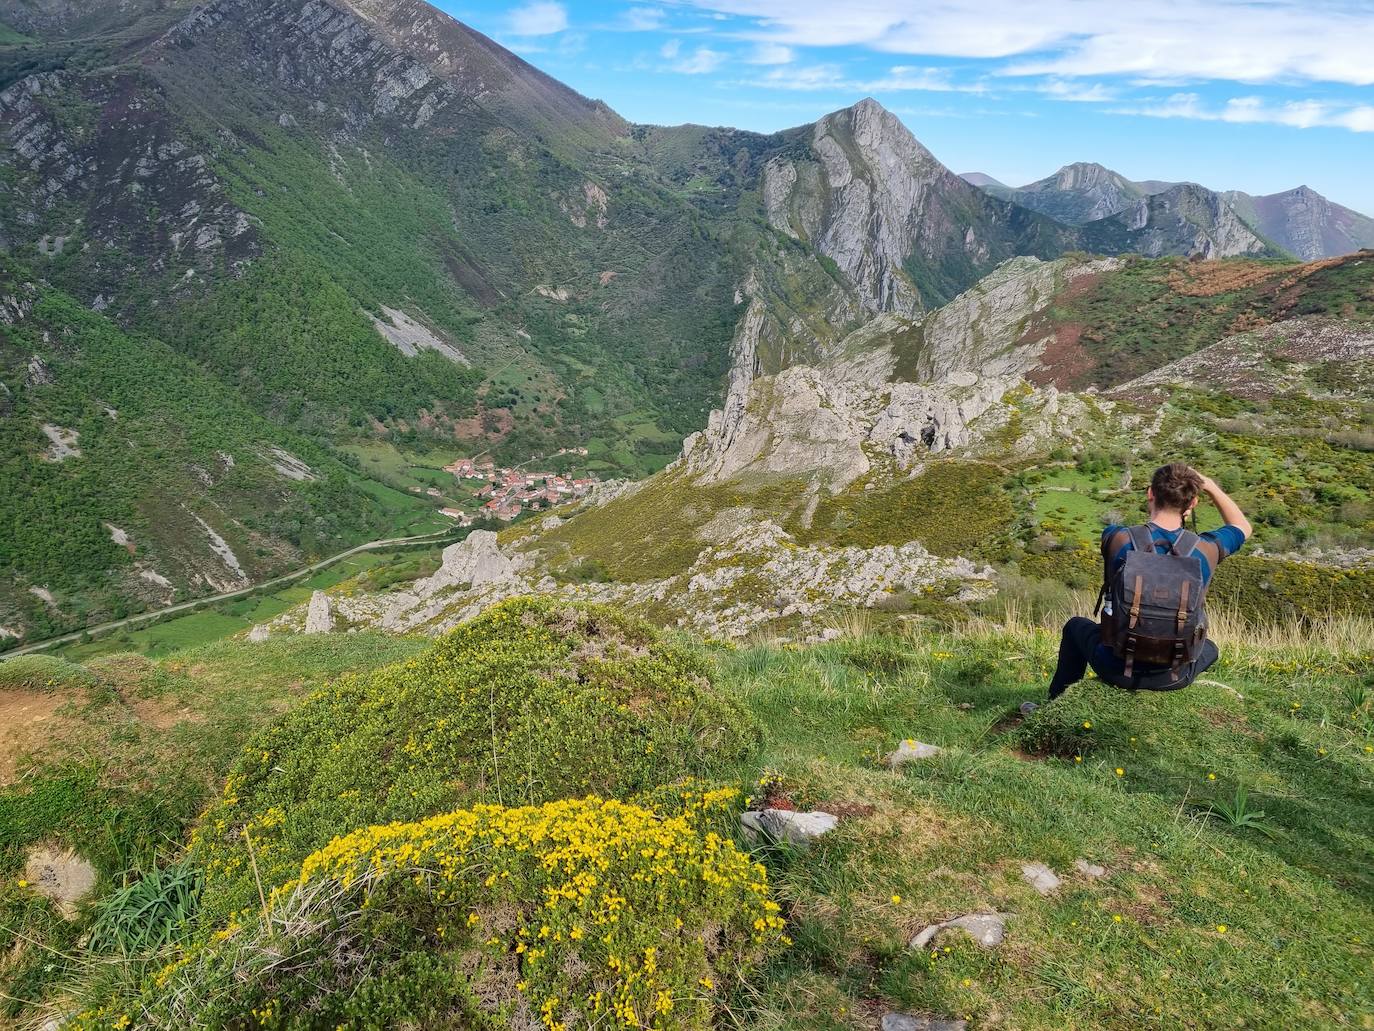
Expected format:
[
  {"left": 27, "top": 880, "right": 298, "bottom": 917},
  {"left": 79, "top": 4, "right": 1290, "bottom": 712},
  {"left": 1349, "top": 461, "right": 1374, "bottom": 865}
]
[{"left": 424, "top": 447, "right": 599, "bottom": 525}]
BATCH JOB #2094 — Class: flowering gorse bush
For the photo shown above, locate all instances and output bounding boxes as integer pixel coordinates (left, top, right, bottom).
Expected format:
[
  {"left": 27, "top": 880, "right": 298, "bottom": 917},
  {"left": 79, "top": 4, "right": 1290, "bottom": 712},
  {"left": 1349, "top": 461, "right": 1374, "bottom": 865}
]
[
  {"left": 80, "top": 792, "right": 784, "bottom": 1030},
  {"left": 190, "top": 598, "right": 760, "bottom": 926}
]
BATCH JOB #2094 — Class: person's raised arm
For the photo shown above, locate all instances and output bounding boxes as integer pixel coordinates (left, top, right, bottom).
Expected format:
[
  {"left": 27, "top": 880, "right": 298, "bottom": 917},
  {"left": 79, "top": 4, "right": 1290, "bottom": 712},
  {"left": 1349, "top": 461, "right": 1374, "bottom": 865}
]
[{"left": 1196, "top": 473, "right": 1252, "bottom": 538}]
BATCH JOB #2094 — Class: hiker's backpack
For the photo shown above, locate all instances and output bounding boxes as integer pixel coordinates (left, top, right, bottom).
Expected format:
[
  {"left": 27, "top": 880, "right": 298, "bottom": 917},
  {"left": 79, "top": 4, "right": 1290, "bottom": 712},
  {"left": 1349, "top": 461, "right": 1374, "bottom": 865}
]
[{"left": 1097, "top": 525, "right": 1208, "bottom": 677}]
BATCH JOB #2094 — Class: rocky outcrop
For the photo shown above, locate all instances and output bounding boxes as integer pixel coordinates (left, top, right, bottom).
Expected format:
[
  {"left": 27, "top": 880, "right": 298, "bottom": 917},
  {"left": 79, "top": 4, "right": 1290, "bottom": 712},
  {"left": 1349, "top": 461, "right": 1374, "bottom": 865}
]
[
  {"left": 915, "top": 256, "right": 1121, "bottom": 380},
  {"left": 684, "top": 257, "right": 1118, "bottom": 484},
  {"left": 328, "top": 512, "right": 993, "bottom": 642},
  {"left": 1002, "top": 162, "right": 1150, "bottom": 225},
  {"left": 25, "top": 355, "right": 54, "bottom": 387},
  {"left": 422, "top": 531, "right": 515, "bottom": 590},
  {"left": 367, "top": 306, "right": 469, "bottom": 365},
  {"left": 760, "top": 98, "right": 1077, "bottom": 315},
  {"left": 1112, "top": 317, "right": 1374, "bottom": 402},
  {"left": 304, "top": 590, "right": 334, "bottom": 634},
  {"left": 1084, "top": 183, "right": 1275, "bottom": 259}
]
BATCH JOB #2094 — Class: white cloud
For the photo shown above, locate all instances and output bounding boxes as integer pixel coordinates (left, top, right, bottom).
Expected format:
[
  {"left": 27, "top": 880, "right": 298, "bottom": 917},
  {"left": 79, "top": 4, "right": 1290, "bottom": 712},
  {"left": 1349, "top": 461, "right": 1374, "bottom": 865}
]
[
  {"left": 746, "top": 42, "right": 795, "bottom": 65},
  {"left": 1113, "top": 92, "right": 1374, "bottom": 132},
  {"left": 621, "top": 6, "right": 667, "bottom": 31},
  {"left": 508, "top": 1, "right": 568, "bottom": 37},
  {"left": 1032, "top": 79, "right": 1120, "bottom": 103},
  {"left": 678, "top": 0, "right": 1374, "bottom": 86},
  {"left": 660, "top": 38, "right": 682, "bottom": 59},
  {"left": 674, "top": 46, "right": 726, "bottom": 74},
  {"left": 743, "top": 63, "right": 985, "bottom": 94}
]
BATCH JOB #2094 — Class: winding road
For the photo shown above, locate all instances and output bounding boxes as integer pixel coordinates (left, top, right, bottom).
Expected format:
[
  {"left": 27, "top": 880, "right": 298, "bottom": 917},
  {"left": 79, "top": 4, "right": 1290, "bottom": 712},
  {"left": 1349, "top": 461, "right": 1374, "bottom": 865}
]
[{"left": 1, "top": 529, "right": 463, "bottom": 660}]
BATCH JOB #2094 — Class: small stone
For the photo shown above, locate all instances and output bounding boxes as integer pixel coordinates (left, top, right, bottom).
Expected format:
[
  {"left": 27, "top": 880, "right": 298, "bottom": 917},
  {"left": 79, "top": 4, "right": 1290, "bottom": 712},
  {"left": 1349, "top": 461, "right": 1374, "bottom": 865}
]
[
  {"left": 1021, "top": 862, "right": 1062, "bottom": 895},
  {"left": 885, "top": 739, "right": 942, "bottom": 766},
  {"left": 247, "top": 624, "right": 270, "bottom": 642},
  {"left": 739, "top": 809, "right": 837, "bottom": 848},
  {"left": 881, "top": 1013, "right": 967, "bottom": 1031},
  {"left": 24, "top": 847, "right": 97, "bottom": 919},
  {"left": 910, "top": 912, "right": 1009, "bottom": 950},
  {"left": 956, "top": 702, "right": 974, "bottom": 711},
  {"left": 1074, "top": 859, "right": 1107, "bottom": 879}
]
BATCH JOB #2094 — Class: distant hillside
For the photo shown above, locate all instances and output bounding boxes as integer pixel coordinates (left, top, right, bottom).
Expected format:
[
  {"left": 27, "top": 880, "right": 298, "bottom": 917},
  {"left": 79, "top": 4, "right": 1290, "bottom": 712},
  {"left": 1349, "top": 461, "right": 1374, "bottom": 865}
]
[
  {"left": 970, "top": 161, "right": 1372, "bottom": 259},
  {"left": 1224, "top": 186, "right": 1374, "bottom": 261}
]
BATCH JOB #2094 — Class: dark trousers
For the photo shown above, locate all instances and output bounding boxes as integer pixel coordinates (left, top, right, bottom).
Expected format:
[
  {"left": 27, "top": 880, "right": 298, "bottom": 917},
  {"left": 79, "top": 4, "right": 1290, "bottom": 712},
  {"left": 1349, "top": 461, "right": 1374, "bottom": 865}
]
[{"left": 1048, "top": 616, "right": 1219, "bottom": 700}]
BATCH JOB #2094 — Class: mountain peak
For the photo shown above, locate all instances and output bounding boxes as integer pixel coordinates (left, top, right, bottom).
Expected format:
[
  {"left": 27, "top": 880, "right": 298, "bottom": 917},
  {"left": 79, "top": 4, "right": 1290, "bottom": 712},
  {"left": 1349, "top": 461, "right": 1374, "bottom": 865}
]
[{"left": 849, "top": 96, "right": 888, "bottom": 116}]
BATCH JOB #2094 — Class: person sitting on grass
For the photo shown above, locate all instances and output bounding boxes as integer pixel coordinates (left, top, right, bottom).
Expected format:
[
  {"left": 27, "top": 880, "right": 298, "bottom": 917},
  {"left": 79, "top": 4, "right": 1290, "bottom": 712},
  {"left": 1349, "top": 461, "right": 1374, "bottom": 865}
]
[{"left": 1023, "top": 463, "right": 1251, "bottom": 713}]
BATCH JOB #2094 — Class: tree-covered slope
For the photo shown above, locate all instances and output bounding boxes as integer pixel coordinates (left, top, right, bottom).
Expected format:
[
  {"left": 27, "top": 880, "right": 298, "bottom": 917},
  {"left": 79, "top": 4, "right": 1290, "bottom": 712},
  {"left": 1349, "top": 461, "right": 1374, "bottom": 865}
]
[{"left": 0, "top": 271, "right": 440, "bottom": 640}]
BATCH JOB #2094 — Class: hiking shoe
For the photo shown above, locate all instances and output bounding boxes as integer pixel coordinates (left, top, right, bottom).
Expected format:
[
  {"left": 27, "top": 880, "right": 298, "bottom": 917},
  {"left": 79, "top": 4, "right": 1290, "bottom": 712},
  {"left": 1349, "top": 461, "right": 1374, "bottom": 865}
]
[{"left": 1019, "top": 701, "right": 1040, "bottom": 716}]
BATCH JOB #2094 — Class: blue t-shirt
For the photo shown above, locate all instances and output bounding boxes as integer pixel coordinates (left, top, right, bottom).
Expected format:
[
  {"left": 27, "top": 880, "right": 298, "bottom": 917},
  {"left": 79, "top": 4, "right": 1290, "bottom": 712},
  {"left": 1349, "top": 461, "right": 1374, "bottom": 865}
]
[
  {"left": 1093, "top": 522, "right": 1247, "bottom": 677},
  {"left": 1101, "top": 522, "right": 1247, "bottom": 587}
]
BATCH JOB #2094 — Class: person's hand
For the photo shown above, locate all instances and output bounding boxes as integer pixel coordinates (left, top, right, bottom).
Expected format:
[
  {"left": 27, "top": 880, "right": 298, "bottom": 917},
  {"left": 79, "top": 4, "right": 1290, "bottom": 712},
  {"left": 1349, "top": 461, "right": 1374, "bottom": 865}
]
[{"left": 1193, "top": 470, "right": 1218, "bottom": 495}]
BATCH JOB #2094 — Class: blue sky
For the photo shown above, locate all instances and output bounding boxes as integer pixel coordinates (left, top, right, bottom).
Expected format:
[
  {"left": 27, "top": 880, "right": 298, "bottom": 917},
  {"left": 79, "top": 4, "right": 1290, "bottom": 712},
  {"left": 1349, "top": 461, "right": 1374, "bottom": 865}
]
[{"left": 436, "top": 1, "right": 1374, "bottom": 214}]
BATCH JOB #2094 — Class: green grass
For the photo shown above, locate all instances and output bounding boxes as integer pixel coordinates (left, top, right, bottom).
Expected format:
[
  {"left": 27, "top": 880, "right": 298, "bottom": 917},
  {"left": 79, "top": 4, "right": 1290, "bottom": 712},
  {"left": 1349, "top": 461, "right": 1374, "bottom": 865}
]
[
  {"left": 0, "top": 632, "right": 426, "bottom": 1020},
  {"left": 5, "top": 605, "right": 1372, "bottom": 1028},
  {"left": 55, "top": 549, "right": 431, "bottom": 662},
  {"left": 699, "top": 627, "right": 1374, "bottom": 1030}
]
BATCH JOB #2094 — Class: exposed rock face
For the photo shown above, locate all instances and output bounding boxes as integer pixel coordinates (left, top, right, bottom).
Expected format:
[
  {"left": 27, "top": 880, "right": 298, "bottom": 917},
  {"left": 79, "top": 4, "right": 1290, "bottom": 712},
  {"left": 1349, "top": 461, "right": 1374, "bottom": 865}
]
[
  {"left": 764, "top": 99, "right": 932, "bottom": 316},
  {"left": 362, "top": 515, "right": 994, "bottom": 642},
  {"left": 25, "top": 355, "right": 54, "bottom": 387},
  {"left": 305, "top": 590, "right": 334, "bottom": 634},
  {"left": 1085, "top": 183, "right": 1275, "bottom": 259},
  {"left": 0, "top": 69, "right": 261, "bottom": 305},
  {"left": 403, "top": 530, "right": 516, "bottom": 599},
  {"left": 1224, "top": 185, "right": 1374, "bottom": 261},
  {"left": 684, "top": 365, "right": 873, "bottom": 490},
  {"left": 760, "top": 98, "right": 1076, "bottom": 314},
  {"left": 685, "top": 256, "right": 1119, "bottom": 485},
  {"left": 1004, "top": 162, "right": 1150, "bottom": 225},
  {"left": 368, "top": 306, "right": 470, "bottom": 365},
  {"left": 40, "top": 424, "right": 80, "bottom": 461},
  {"left": 915, "top": 256, "right": 1121, "bottom": 380}
]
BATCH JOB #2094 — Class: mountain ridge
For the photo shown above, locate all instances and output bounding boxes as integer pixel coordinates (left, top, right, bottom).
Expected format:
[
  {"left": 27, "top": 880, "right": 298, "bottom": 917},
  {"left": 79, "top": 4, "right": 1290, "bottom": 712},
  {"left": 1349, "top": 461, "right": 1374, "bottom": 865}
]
[
  {"left": 1, "top": 0, "right": 1367, "bottom": 646},
  {"left": 966, "top": 161, "right": 1373, "bottom": 260}
]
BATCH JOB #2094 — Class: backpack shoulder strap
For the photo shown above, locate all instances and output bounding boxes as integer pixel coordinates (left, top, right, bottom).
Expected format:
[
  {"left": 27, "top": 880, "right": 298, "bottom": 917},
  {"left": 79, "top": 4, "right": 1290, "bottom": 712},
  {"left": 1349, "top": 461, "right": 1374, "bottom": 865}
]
[
  {"left": 1171, "top": 529, "right": 1201, "bottom": 557},
  {"left": 1101, "top": 527, "right": 1132, "bottom": 562},
  {"left": 1095, "top": 527, "right": 1133, "bottom": 616},
  {"left": 1127, "top": 524, "right": 1156, "bottom": 556}
]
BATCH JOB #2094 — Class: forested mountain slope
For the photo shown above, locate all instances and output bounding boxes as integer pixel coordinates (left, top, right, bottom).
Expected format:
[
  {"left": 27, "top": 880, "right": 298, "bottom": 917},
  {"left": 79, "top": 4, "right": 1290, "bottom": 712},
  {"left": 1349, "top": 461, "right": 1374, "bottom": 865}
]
[{"left": 1, "top": 0, "right": 1364, "bottom": 646}]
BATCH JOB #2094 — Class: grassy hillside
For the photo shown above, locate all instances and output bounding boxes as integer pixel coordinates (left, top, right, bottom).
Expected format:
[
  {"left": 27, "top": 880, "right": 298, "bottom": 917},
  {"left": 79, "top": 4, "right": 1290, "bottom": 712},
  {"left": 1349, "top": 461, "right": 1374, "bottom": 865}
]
[
  {"left": 1042, "top": 253, "right": 1374, "bottom": 389},
  {"left": 1, "top": 602, "right": 1370, "bottom": 1028},
  {"left": 0, "top": 280, "right": 451, "bottom": 640}
]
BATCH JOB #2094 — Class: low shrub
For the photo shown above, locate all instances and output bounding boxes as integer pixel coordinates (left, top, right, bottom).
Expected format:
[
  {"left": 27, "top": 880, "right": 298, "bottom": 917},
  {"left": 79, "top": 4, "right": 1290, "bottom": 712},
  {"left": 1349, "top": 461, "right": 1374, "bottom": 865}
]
[
  {"left": 190, "top": 598, "right": 760, "bottom": 926},
  {"left": 89, "top": 794, "right": 784, "bottom": 1030}
]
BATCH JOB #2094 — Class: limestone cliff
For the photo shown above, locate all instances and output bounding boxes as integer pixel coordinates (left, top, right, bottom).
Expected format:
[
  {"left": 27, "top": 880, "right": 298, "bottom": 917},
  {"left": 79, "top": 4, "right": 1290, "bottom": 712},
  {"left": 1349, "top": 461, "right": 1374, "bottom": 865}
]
[
  {"left": 1083, "top": 183, "right": 1279, "bottom": 259},
  {"left": 759, "top": 98, "right": 1078, "bottom": 313}
]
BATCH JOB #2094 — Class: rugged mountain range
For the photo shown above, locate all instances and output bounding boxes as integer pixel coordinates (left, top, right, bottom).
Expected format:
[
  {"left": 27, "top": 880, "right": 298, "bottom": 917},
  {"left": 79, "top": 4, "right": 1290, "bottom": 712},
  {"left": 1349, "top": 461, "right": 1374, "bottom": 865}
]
[
  {"left": 966, "top": 162, "right": 1374, "bottom": 260},
  {"left": 290, "top": 250, "right": 1374, "bottom": 641},
  {"left": 1223, "top": 186, "right": 1374, "bottom": 263},
  {"left": 0, "top": 0, "right": 1369, "bottom": 644}
]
